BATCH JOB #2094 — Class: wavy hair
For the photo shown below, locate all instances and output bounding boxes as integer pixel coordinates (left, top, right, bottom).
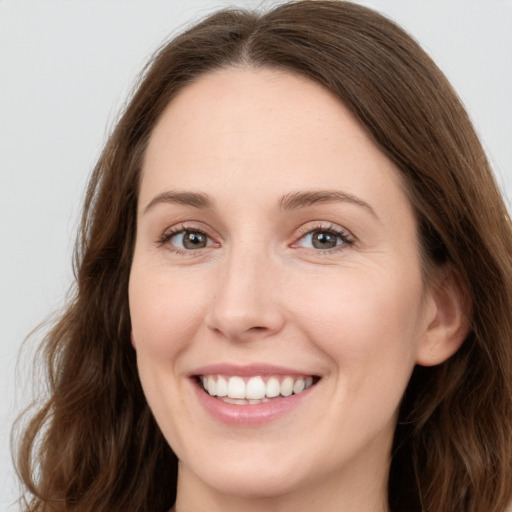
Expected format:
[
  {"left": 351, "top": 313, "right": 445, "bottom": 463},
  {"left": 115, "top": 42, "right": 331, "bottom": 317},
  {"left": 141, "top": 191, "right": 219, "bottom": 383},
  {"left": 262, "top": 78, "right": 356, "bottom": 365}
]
[{"left": 14, "top": 1, "right": 512, "bottom": 511}]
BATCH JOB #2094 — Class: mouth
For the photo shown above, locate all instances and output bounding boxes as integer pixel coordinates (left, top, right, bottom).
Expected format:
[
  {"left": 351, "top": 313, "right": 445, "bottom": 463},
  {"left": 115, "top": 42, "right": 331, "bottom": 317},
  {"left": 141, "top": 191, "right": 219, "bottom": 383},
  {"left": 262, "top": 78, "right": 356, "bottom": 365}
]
[{"left": 196, "top": 374, "right": 320, "bottom": 405}]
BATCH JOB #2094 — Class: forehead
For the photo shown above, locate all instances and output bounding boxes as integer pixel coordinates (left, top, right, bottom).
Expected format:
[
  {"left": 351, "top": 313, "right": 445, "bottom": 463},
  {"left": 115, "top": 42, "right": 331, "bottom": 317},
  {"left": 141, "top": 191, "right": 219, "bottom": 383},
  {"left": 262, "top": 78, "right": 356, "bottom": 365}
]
[
  {"left": 140, "top": 66, "right": 411, "bottom": 221},
  {"left": 144, "top": 67, "right": 375, "bottom": 168}
]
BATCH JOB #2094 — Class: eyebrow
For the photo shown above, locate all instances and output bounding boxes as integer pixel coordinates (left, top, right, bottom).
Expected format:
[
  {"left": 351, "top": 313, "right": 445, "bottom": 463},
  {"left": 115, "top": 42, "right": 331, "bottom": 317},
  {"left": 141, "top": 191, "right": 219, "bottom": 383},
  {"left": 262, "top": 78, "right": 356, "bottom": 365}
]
[
  {"left": 279, "top": 190, "right": 378, "bottom": 218},
  {"left": 143, "top": 188, "right": 378, "bottom": 219},
  {"left": 143, "top": 191, "right": 214, "bottom": 214}
]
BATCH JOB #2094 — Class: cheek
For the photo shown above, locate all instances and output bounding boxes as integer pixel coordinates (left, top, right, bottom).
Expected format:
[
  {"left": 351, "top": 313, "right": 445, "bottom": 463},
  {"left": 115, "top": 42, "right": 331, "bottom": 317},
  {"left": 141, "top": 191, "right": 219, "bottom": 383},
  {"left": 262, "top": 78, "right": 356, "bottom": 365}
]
[
  {"left": 128, "top": 266, "right": 209, "bottom": 449},
  {"left": 289, "top": 266, "right": 425, "bottom": 381},
  {"left": 129, "top": 266, "right": 208, "bottom": 358}
]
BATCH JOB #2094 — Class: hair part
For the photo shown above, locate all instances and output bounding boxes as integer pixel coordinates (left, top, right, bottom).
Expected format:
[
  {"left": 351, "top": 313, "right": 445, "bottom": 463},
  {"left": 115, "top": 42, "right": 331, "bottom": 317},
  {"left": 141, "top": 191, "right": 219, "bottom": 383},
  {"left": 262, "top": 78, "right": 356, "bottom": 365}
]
[{"left": 15, "top": 2, "right": 512, "bottom": 511}]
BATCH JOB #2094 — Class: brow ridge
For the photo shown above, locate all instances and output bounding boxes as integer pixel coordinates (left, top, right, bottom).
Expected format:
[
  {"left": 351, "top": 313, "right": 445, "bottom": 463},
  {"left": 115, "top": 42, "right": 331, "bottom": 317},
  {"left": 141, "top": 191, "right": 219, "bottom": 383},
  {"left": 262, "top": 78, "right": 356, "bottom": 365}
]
[
  {"left": 143, "top": 188, "right": 377, "bottom": 219},
  {"left": 279, "top": 190, "right": 377, "bottom": 218},
  {"left": 143, "top": 191, "right": 214, "bottom": 214}
]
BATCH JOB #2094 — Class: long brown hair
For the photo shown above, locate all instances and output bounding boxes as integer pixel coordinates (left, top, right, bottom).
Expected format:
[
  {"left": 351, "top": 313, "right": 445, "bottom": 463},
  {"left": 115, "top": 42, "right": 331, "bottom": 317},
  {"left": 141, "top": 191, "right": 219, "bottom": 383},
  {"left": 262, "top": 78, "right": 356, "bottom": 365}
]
[{"left": 15, "top": 1, "right": 512, "bottom": 510}]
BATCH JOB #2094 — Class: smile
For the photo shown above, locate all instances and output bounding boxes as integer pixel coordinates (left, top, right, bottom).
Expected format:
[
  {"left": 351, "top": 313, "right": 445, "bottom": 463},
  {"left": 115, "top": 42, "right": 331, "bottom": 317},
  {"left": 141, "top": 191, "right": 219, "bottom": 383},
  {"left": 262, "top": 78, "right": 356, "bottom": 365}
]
[{"left": 199, "top": 375, "right": 318, "bottom": 405}]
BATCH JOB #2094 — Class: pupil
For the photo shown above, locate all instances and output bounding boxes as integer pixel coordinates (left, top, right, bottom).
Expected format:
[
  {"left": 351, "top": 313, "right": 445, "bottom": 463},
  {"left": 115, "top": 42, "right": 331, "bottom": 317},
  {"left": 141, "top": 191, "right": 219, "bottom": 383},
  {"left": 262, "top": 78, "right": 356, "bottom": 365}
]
[
  {"left": 183, "top": 232, "right": 206, "bottom": 249},
  {"left": 313, "top": 232, "right": 337, "bottom": 249}
]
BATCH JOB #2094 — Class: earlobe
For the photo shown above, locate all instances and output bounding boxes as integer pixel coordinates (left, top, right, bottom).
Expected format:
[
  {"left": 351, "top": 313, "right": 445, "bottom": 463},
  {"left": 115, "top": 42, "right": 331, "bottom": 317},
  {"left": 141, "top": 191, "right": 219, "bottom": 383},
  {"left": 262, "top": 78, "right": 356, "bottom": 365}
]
[{"left": 416, "top": 266, "right": 471, "bottom": 367}]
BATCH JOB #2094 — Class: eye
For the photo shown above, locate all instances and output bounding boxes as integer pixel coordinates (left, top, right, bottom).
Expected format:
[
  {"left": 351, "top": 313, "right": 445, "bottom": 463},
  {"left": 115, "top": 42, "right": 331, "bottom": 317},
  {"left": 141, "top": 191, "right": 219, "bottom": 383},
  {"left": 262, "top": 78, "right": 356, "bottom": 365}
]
[
  {"left": 164, "top": 229, "right": 214, "bottom": 250},
  {"left": 294, "top": 226, "right": 353, "bottom": 250}
]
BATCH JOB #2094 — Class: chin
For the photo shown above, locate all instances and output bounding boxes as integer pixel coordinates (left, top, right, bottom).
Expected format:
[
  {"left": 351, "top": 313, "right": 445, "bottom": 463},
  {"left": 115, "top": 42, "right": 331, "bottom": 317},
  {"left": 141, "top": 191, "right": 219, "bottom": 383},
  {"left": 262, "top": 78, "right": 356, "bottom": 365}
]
[{"left": 179, "top": 450, "right": 312, "bottom": 500}]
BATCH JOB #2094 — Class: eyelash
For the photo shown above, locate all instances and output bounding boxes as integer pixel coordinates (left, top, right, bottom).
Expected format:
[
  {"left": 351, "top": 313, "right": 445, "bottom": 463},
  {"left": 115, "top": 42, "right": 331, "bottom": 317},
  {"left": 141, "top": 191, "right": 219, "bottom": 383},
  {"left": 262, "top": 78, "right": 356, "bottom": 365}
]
[
  {"left": 157, "top": 223, "right": 213, "bottom": 252},
  {"left": 292, "top": 223, "right": 355, "bottom": 252},
  {"left": 156, "top": 222, "right": 355, "bottom": 254}
]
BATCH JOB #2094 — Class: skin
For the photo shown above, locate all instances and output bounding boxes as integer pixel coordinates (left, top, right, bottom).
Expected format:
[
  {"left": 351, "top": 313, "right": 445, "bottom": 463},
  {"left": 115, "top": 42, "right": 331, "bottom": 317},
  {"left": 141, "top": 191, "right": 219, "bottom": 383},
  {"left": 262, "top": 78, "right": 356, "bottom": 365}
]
[{"left": 129, "top": 67, "right": 466, "bottom": 512}]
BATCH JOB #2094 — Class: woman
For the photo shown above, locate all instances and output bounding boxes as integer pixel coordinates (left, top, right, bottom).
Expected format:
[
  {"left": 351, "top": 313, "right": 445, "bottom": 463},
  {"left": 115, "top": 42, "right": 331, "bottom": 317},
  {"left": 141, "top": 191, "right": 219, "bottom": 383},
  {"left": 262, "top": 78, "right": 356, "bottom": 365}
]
[{"left": 15, "top": 1, "right": 512, "bottom": 511}]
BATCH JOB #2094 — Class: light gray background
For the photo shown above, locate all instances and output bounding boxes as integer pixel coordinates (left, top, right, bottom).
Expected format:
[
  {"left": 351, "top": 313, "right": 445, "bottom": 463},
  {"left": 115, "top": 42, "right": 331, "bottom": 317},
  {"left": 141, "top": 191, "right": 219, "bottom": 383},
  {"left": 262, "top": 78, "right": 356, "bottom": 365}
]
[{"left": 1, "top": 0, "right": 511, "bottom": 508}]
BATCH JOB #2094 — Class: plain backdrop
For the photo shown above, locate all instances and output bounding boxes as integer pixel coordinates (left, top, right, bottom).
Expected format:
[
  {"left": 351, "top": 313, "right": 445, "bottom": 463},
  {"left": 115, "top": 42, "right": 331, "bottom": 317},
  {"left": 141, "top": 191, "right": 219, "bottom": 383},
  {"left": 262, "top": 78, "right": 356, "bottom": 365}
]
[{"left": 1, "top": 0, "right": 511, "bottom": 508}]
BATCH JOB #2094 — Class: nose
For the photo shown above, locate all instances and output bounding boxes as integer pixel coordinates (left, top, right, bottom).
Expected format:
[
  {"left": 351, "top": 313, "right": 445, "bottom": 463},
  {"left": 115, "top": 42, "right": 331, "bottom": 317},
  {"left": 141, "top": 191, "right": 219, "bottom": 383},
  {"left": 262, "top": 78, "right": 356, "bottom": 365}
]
[{"left": 205, "top": 246, "right": 285, "bottom": 342}]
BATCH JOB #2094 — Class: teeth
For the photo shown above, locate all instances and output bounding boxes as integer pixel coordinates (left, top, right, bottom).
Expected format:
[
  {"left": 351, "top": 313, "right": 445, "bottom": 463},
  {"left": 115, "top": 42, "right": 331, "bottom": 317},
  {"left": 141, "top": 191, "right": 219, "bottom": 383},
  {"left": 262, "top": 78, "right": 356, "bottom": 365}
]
[
  {"left": 246, "top": 376, "right": 266, "bottom": 399},
  {"left": 227, "top": 376, "right": 246, "bottom": 399},
  {"left": 223, "top": 397, "right": 250, "bottom": 405},
  {"left": 221, "top": 397, "right": 270, "bottom": 405},
  {"left": 207, "top": 376, "right": 216, "bottom": 396},
  {"left": 216, "top": 376, "right": 228, "bottom": 397},
  {"left": 293, "top": 378, "right": 305, "bottom": 394},
  {"left": 266, "top": 377, "right": 280, "bottom": 398},
  {"left": 280, "top": 376, "right": 294, "bottom": 397},
  {"left": 200, "top": 374, "right": 316, "bottom": 400}
]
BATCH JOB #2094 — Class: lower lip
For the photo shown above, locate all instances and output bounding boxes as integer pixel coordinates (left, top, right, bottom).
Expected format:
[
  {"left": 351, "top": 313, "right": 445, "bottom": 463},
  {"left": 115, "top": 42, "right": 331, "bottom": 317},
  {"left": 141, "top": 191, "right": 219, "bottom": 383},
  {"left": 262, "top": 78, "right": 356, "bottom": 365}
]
[{"left": 192, "top": 380, "right": 314, "bottom": 426}]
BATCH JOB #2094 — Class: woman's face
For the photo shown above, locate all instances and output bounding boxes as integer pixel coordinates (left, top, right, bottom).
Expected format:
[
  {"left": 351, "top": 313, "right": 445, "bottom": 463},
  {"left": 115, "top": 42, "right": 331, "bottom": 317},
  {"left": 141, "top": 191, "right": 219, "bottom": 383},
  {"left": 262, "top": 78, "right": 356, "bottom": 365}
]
[{"left": 129, "top": 68, "right": 438, "bottom": 505}]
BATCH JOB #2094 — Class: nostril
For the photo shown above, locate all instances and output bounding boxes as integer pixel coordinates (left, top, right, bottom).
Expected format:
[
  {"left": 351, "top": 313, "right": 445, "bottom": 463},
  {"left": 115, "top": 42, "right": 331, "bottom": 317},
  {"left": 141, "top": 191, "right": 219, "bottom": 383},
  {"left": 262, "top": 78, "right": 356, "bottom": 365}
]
[{"left": 206, "top": 300, "right": 285, "bottom": 341}]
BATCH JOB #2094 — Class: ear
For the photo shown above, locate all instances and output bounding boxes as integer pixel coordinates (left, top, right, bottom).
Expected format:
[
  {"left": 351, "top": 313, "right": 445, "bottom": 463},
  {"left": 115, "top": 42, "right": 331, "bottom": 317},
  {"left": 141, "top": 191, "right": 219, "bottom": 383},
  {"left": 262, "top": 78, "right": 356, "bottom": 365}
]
[
  {"left": 130, "top": 331, "right": 137, "bottom": 349},
  {"left": 416, "top": 266, "right": 471, "bottom": 367}
]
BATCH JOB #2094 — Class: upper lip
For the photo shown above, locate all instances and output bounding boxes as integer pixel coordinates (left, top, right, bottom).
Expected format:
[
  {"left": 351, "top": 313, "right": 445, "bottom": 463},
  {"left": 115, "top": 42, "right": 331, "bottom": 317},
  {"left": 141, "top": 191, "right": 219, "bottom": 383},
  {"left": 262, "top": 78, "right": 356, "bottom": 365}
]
[{"left": 190, "top": 363, "right": 317, "bottom": 378}]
